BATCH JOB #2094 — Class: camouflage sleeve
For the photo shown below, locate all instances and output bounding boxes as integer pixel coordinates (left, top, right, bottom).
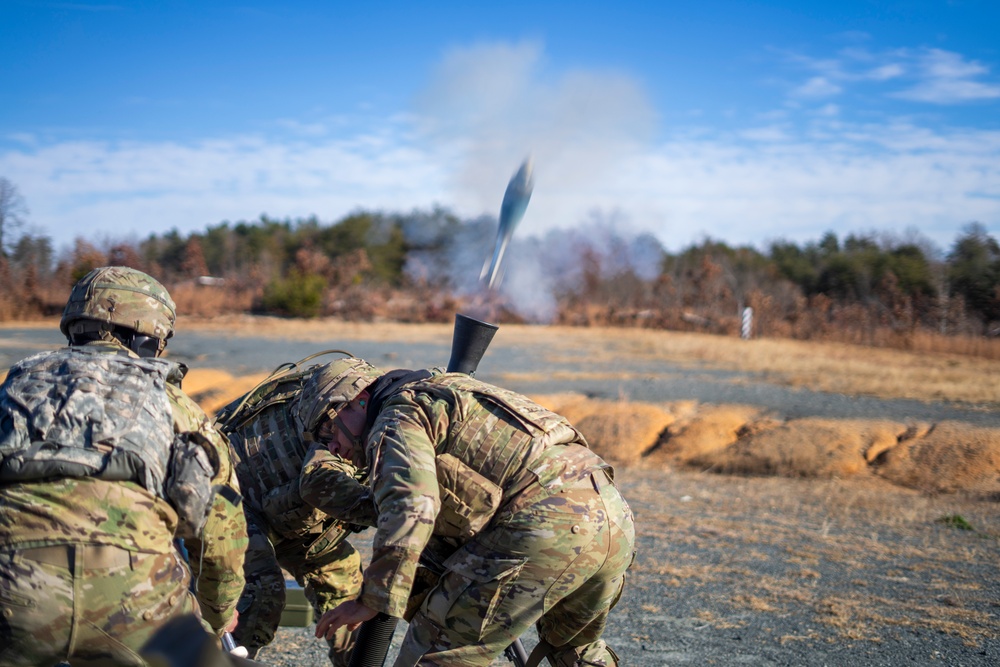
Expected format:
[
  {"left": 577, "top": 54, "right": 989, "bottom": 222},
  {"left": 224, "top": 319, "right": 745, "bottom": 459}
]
[
  {"left": 359, "top": 394, "right": 445, "bottom": 618},
  {"left": 299, "top": 540, "right": 364, "bottom": 613},
  {"left": 299, "top": 443, "right": 378, "bottom": 528},
  {"left": 168, "top": 385, "right": 249, "bottom": 634}
]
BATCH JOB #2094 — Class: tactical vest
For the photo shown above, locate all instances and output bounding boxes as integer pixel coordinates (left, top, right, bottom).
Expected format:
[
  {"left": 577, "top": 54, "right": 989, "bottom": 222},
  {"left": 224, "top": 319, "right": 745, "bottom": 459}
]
[
  {"left": 0, "top": 348, "right": 178, "bottom": 497},
  {"left": 376, "top": 373, "right": 606, "bottom": 540},
  {"left": 215, "top": 367, "right": 333, "bottom": 542}
]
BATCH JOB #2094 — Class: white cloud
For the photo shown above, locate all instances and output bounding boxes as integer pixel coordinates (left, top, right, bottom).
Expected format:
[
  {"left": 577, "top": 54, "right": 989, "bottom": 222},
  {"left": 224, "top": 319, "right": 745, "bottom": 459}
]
[
  {"left": 740, "top": 125, "right": 791, "bottom": 142},
  {"left": 792, "top": 76, "right": 843, "bottom": 98},
  {"left": 2, "top": 40, "right": 998, "bottom": 258},
  {"left": 785, "top": 45, "right": 1000, "bottom": 106},
  {"left": 865, "top": 63, "right": 905, "bottom": 81},
  {"left": 892, "top": 49, "right": 1000, "bottom": 103},
  {"left": 1, "top": 132, "right": 452, "bottom": 247}
]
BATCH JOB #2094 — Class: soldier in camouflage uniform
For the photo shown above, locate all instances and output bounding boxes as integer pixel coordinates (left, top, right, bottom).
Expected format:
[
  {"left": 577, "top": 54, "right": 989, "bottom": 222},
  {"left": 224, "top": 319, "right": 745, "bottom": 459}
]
[
  {"left": 0, "top": 266, "right": 248, "bottom": 667},
  {"left": 311, "top": 358, "right": 636, "bottom": 667},
  {"left": 213, "top": 355, "right": 380, "bottom": 665}
]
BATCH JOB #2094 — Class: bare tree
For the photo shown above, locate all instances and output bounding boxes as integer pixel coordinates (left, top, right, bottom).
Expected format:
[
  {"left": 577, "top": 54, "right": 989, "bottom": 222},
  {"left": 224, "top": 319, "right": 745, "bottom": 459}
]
[{"left": 0, "top": 177, "right": 29, "bottom": 257}]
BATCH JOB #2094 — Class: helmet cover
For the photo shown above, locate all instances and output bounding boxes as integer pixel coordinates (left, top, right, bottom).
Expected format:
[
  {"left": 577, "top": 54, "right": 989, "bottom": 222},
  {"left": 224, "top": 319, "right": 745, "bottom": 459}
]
[
  {"left": 60, "top": 266, "right": 176, "bottom": 342},
  {"left": 295, "top": 357, "right": 383, "bottom": 437}
]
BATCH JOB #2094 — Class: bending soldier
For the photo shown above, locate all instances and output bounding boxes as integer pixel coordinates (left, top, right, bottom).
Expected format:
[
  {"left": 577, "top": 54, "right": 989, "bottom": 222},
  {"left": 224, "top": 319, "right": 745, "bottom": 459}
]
[
  {"left": 0, "top": 266, "right": 248, "bottom": 667},
  {"left": 214, "top": 356, "right": 380, "bottom": 665},
  {"left": 313, "top": 358, "right": 636, "bottom": 667}
]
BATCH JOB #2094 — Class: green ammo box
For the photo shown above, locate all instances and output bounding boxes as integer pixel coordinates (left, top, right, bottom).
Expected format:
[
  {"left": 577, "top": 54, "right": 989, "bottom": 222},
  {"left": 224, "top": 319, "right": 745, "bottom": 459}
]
[{"left": 279, "top": 580, "right": 315, "bottom": 627}]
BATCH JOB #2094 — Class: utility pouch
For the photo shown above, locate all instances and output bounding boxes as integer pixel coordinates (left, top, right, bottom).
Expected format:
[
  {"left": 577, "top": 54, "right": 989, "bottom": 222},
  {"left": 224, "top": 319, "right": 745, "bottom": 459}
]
[
  {"left": 165, "top": 432, "right": 216, "bottom": 538},
  {"left": 434, "top": 453, "right": 502, "bottom": 541}
]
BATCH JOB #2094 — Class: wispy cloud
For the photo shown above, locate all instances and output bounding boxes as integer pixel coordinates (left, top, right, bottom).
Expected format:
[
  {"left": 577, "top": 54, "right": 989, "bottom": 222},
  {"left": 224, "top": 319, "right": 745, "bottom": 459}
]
[
  {"left": 792, "top": 76, "right": 842, "bottom": 98},
  {"left": 892, "top": 48, "right": 1000, "bottom": 103},
  {"left": 782, "top": 45, "right": 1000, "bottom": 106}
]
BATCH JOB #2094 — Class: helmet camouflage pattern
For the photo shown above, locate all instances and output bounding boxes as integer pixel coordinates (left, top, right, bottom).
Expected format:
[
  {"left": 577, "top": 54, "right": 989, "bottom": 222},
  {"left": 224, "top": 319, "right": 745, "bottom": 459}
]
[
  {"left": 296, "top": 357, "right": 383, "bottom": 436},
  {"left": 59, "top": 266, "right": 177, "bottom": 342}
]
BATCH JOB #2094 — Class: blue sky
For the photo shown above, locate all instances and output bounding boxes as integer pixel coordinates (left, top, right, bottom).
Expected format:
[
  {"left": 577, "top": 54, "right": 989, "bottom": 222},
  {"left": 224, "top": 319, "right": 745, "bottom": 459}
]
[{"left": 2, "top": 0, "right": 999, "bottom": 256}]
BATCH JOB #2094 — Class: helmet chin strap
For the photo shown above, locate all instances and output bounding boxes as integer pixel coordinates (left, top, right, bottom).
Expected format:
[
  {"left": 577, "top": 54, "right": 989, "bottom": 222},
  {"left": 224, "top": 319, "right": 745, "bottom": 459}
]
[{"left": 332, "top": 412, "right": 365, "bottom": 449}]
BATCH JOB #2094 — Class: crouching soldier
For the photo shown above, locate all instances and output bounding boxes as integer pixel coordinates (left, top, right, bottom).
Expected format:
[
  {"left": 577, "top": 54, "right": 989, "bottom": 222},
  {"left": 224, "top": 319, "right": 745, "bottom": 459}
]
[
  {"left": 0, "top": 266, "right": 247, "bottom": 667},
  {"left": 312, "top": 357, "right": 636, "bottom": 667},
  {"left": 214, "top": 355, "right": 381, "bottom": 666}
]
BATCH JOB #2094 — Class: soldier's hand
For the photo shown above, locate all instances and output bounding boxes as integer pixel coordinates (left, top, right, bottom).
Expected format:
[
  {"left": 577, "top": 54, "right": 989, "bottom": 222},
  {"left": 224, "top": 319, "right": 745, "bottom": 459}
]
[
  {"left": 224, "top": 608, "right": 240, "bottom": 633},
  {"left": 315, "top": 600, "right": 378, "bottom": 639}
]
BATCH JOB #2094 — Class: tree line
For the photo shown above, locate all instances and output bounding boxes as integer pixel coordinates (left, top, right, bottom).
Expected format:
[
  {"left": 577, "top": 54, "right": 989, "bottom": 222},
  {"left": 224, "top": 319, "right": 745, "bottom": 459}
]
[{"left": 1, "top": 176, "right": 999, "bottom": 357}]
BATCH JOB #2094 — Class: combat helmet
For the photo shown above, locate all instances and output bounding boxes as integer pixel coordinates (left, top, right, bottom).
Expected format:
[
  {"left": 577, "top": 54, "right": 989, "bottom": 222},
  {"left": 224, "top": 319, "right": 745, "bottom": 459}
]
[
  {"left": 60, "top": 266, "right": 176, "bottom": 357},
  {"left": 296, "top": 357, "right": 384, "bottom": 438}
]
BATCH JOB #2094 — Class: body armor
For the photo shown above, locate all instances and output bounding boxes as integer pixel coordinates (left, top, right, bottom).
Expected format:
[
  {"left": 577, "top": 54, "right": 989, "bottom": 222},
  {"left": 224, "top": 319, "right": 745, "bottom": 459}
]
[
  {"left": 390, "top": 373, "right": 595, "bottom": 485},
  {"left": 374, "top": 373, "right": 605, "bottom": 540},
  {"left": 0, "top": 347, "right": 214, "bottom": 534},
  {"left": 217, "top": 367, "right": 334, "bottom": 541}
]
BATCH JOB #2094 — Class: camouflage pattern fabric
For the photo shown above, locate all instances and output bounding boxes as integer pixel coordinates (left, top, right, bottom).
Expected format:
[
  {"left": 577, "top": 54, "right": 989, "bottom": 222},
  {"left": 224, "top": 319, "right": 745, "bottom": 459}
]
[
  {"left": 358, "top": 373, "right": 636, "bottom": 667},
  {"left": 231, "top": 512, "right": 363, "bottom": 667},
  {"left": 218, "top": 363, "right": 373, "bottom": 665},
  {"left": 0, "top": 544, "right": 198, "bottom": 667},
  {"left": 298, "top": 444, "right": 378, "bottom": 529},
  {"left": 231, "top": 515, "right": 286, "bottom": 655},
  {"left": 168, "top": 381, "right": 249, "bottom": 632},
  {"left": 0, "top": 346, "right": 215, "bottom": 538},
  {"left": 0, "top": 342, "right": 247, "bottom": 665},
  {"left": 60, "top": 265, "right": 176, "bottom": 341}
]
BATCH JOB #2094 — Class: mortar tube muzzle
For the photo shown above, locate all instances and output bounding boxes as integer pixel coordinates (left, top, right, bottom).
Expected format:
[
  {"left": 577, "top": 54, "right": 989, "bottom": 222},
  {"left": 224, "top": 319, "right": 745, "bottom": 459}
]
[{"left": 446, "top": 313, "right": 499, "bottom": 376}]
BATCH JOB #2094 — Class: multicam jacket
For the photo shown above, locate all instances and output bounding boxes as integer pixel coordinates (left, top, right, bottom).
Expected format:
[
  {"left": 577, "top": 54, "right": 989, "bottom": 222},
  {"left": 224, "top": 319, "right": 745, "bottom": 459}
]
[
  {"left": 216, "top": 365, "right": 371, "bottom": 569},
  {"left": 358, "top": 372, "right": 609, "bottom": 618},
  {"left": 0, "top": 341, "right": 247, "bottom": 632}
]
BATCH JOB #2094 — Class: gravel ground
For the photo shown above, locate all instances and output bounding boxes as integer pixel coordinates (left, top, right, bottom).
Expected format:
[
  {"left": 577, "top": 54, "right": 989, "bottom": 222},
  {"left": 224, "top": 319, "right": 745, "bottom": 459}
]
[{"left": 257, "top": 467, "right": 1000, "bottom": 666}]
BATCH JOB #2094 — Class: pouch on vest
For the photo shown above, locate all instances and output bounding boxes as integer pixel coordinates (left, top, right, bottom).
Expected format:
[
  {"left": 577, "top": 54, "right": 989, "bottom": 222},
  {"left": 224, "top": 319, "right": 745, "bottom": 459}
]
[
  {"left": 165, "top": 431, "right": 216, "bottom": 539},
  {"left": 434, "top": 452, "right": 502, "bottom": 541}
]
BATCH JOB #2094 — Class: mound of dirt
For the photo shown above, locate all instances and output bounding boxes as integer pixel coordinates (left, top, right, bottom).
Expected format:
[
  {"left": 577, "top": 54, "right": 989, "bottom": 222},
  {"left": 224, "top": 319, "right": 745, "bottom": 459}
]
[
  {"left": 873, "top": 421, "right": 1000, "bottom": 494},
  {"left": 527, "top": 393, "right": 1000, "bottom": 496},
  {"left": 563, "top": 400, "right": 675, "bottom": 466},
  {"left": 647, "top": 404, "right": 776, "bottom": 466},
  {"left": 704, "top": 418, "right": 912, "bottom": 478}
]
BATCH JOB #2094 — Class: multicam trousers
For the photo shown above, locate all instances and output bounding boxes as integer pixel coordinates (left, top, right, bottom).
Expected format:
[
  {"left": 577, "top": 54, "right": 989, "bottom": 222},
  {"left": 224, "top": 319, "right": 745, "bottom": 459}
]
[
  {"left": 232, "top": 516, "right": 363, "bottom": 667},
  {"left": 396, "top": 468, "right": 636, "bottom": 667},
  {"left": 0, "top": 543, "right": 199, "bottom": 667}
]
